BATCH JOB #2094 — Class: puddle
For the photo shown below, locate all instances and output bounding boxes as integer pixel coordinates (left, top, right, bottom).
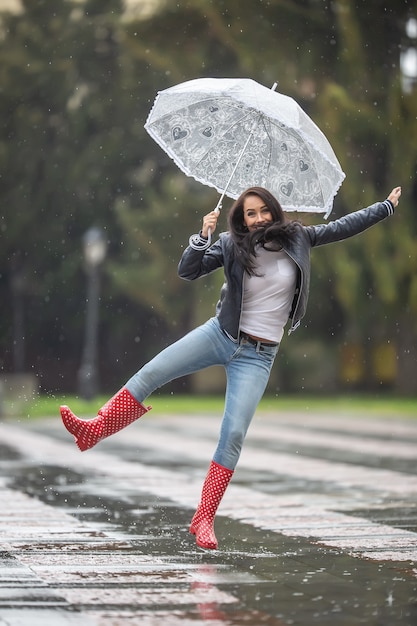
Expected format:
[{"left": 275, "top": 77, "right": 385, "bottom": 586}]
[{"left": 1, "top": 456, "right": 417, "bottom": 625}]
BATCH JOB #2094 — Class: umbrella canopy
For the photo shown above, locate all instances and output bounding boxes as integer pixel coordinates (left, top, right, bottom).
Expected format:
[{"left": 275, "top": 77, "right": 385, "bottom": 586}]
[{"left": 145, "top": 78, "right": 345, "bottom": 217}]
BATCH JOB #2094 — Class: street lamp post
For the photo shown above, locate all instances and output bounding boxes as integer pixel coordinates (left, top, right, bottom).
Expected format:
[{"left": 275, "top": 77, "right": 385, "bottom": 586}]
[
  {"left": 11, "top": 264, "right": 26, "bottom": 374},
  {"left": 77, "top": 227, "right": 107, "bottom": 400}
]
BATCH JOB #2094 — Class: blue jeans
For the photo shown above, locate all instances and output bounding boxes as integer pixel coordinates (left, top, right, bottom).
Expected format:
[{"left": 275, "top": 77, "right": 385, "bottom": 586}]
[{"left": 125, "top": 317, "right": 279, "bottom": 470}]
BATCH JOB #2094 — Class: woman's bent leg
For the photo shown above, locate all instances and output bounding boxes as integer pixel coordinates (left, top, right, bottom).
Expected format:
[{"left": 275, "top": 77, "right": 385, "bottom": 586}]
[
  {"left": 61, "top": 318, "right": 233, "bottom": 451},
  {"left": 125, "top": 318, "right": 231, "bottom": 401}
]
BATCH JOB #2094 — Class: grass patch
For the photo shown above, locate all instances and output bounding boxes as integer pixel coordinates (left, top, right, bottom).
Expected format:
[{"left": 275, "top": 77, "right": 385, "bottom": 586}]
[{"left": 6, "top": 392, "right": 417, "bottom": 419}]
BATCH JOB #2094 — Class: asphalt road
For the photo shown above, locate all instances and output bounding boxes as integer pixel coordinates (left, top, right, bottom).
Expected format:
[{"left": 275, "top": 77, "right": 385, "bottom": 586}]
[{"left": 0, "top": 407, "right": 416, "bottom": 625}]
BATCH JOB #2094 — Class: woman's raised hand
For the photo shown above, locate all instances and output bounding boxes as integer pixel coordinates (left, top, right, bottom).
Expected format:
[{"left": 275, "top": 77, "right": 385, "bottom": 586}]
[{"left": 388, "top": 186, "right": 401, "bottom": 207}]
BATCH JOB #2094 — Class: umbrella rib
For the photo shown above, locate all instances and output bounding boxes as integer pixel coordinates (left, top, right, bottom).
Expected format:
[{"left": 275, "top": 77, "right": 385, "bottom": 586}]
[
  {"left": 213, "top": 113, "right": 261, "bottom": 212},
  {"left": 259, "top": 116, "right": 273, "bottom": 188}
]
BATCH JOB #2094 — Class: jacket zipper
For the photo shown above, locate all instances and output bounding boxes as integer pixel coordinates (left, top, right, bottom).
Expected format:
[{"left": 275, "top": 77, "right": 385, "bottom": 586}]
[{"left": 282, "top": 247, "right": 304, "bottom": 335}]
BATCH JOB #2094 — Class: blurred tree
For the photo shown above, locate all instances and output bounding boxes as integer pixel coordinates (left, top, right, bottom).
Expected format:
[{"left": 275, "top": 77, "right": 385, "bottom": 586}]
[
  {"left": 109, "top": 175, "right": 217, "bottom": 330},
  {"left": 120, "top": 0, "right": 417, "bottom": 393},
  {"left": 311, "top": 0, "right": 417, "bottom": 393},
  {"left": 0, "top": 0, "right": 165, "bottom": 390},
  {"left": 0, "top": 0, "right": 84, "bottom": 384},
  {"left": 0, "top": 0, "right": 416, "bottom": 394}
]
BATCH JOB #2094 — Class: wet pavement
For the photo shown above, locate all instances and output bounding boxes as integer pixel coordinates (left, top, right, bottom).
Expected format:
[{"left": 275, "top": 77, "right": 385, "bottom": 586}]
[{"left": 0, "top": 409, "right": 416, "bottom": 625}]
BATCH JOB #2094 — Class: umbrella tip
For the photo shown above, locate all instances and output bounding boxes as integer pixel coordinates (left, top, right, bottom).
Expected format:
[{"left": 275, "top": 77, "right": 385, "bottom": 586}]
[{"left": 271, "top": 82, "right": 278, "bottom": 91}]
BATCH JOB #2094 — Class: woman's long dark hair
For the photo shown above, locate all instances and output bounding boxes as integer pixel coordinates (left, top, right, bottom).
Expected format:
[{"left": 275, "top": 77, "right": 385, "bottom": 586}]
[{"left": 227, "top": 187, "right": 298, "bottom": 275}]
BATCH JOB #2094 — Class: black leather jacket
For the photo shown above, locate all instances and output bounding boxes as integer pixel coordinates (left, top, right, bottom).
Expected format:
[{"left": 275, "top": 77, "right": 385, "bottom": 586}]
[{"left": 178, "top": 200, "right": 394, "bottom": 340}]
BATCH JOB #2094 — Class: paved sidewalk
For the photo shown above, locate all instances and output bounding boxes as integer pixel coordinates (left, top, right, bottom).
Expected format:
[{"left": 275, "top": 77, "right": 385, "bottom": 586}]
[{"left": 0, "top": 410, "right": 416, "bottom": 625}]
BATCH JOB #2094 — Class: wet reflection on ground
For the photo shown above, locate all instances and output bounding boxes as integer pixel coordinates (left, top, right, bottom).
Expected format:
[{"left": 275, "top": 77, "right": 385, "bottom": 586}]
[{"left": 2, "top": 458, "right": 415, "bottom": 626}]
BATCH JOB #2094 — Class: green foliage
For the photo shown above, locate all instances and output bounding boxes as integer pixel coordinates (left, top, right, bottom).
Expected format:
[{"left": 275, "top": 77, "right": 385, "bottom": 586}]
[
  {"left": 19, "top": 392, "right": 417, "bottom": 419},
  {"left": 1, "top": 0, "right": 416, "bottom": 393},
  {"left": 108, "top": 174, "right": 220, "bottom": 328}
]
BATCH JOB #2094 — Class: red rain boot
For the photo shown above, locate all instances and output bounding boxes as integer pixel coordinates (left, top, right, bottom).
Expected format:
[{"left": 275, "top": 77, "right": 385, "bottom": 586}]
[
  {"left": 60, "top": 387, "right": 151, "bottom": 451},
  {"left": 190, "top": 460, "right": 234, "bottom": 550}
]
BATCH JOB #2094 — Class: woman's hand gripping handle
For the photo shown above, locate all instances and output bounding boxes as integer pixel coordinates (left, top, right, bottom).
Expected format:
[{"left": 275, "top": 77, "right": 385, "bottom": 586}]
[{"left": 202, "top": 208, "right": 220, "bottom": 239}]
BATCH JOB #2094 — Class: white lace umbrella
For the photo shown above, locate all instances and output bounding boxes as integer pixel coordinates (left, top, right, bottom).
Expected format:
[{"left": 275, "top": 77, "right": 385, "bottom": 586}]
[{"left": 145, "top": 78, "right": 345, "bottom": 217}]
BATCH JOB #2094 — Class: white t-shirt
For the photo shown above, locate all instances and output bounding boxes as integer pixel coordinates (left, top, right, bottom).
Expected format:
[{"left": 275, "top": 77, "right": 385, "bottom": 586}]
[{"left": 240, "top": 246, "right": 297, "bottom": 342}]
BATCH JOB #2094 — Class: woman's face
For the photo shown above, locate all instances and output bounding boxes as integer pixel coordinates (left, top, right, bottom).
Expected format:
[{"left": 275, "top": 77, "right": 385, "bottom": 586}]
[{"left": 243, "top": 194, "right": 273, "bottom": 232}]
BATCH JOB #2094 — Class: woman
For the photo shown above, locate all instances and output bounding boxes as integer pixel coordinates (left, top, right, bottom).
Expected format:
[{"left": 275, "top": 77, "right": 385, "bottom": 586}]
[{"left": 61, "top": 184, "right": 401, "bottom": 550}]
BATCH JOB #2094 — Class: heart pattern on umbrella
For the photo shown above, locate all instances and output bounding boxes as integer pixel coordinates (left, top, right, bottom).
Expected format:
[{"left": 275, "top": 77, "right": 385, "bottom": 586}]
[
  {"left": 172, "top": 126, "right": 188, "bottom": 140},
  {"left": 280, "top": 181, "right": 294, "bottom": 197}
]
